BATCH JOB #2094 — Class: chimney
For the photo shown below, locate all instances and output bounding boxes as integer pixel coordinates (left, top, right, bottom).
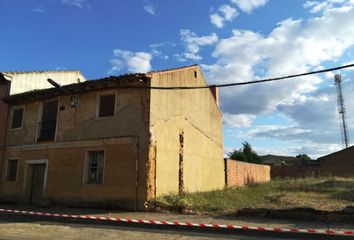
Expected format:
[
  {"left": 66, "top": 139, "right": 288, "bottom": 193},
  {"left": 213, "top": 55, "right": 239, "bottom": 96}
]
[{"left": 210, "top": 85, "right": 219, "bottom": 107}]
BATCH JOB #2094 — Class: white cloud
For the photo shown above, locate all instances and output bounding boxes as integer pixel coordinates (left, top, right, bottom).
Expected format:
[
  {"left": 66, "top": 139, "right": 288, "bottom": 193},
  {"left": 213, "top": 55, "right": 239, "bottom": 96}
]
[
  {"left": 149, "top": 42, "right": 175, "bottom": 60},
  {"left": 31, "top": 7, "right": 46, "bottom": 14},
  {"left": 150, "top": 49, "right": 169, "bottom": 60},
  {"left": 304, "top": 1, "right": 331, "bottom": 13},
  {"left": 149, "top": 42, "right": 176, "bottom": 48},
  {"left": 62, "top": 0, "right": 89, "bottom": 9},
  {"left": 223, "top": 113, "right": 255, "bottom": 128},
  {"left": 109, "top": 49, "right": 152, "bottom": 74},
  {"left": 253, "top": 143, "right": 341, "bottom": 159},
  {"left": 210, "top": 5, "right": 238, "bottom": 28},
  {"left": 304, "top": 0, "right": 354, "bottom": 14},
  {"left": 204, "top": 6, "right": 354, "bottom": 115},
  {"left": 221, "top": 4, "right": 238, "bottom": 20},
  {"left": 210, "top": 14, "right": 224, "bottom": 28},
  {"left": 202, "top": 3, "right": 354, "bottom": 155},
  {"left": 175, "top": 29, "right": 218, "bottom": 61},
  {"left": 230, "top": 0, "right": 268, "bottom": 13},
  {"left": 144, "top": 4, "right": 155, "bottom": 15},
  {"left": 233, "top": 76, "right": 354, "bottom": 153}
]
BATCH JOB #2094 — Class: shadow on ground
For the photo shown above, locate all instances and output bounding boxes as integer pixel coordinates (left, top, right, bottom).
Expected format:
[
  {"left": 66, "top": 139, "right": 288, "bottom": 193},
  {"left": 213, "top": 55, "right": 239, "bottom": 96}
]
[{"left": 216, "top": 207, "right": 354, "bottom": 224}]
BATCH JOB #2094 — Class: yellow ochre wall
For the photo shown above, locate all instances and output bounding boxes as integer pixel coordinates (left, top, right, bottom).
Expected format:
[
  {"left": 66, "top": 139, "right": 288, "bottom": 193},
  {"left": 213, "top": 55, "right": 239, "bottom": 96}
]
[
  {"left": 1, "top": 84, "right": 151, "bottom": 209},
  {"left": 149, "top": 66, "right": 224, "bottom": 197},
  {"left": 2, "top": 140, "right": 137, "bottom": 209},
  {"left": 5, "top": 88, "right": 150, "bottom": 145}
]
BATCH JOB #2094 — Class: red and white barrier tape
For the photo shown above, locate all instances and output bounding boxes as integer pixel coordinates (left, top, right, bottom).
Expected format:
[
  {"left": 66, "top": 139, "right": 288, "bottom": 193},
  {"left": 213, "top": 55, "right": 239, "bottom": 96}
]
[{"left": 0, "top": 208, "right": 353, "bottom": 236}]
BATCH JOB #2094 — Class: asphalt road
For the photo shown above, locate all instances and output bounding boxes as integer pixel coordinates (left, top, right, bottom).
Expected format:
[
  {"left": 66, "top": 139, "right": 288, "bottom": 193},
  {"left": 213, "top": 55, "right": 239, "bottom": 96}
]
[{"left": 1, "top": 212, "right": 354, "bottom": 240}]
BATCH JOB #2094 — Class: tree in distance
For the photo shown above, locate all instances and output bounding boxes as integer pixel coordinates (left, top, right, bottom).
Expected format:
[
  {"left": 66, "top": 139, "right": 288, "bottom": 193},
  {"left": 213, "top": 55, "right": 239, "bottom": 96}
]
[
  {"left": 228, "top": 142, "right": 263, "bottom": 164},
  {"left": 295, "top": 154, "right": 311, "bottom": 161}
]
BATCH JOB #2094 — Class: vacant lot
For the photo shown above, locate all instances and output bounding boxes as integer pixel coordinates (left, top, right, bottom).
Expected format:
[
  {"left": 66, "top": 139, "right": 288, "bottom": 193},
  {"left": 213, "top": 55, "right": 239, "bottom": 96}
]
[{"left": 147, "top": 177, "right": 354, "bottom": 215}]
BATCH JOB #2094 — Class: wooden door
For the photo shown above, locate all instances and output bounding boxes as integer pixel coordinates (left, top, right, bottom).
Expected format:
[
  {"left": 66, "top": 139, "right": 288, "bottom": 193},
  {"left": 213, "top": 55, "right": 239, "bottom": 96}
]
[{"left": 29, "top": 164, "right": 46, "bottom": 205}]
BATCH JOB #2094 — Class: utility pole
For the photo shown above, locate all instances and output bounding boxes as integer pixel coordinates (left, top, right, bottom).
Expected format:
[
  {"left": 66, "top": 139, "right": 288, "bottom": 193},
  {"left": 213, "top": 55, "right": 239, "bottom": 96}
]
[{"left": 334, "top": 74, "right": 350, "bottom": 148}]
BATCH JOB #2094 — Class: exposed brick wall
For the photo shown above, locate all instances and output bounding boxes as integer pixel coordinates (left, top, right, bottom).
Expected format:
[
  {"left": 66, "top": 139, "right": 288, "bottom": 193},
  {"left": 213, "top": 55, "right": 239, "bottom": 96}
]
[
  {"left": 271, "top": 166, "right": 321, "bottom": 178},
  {"left": 225, "top": 159, "right": 270, "bottom": 187}
]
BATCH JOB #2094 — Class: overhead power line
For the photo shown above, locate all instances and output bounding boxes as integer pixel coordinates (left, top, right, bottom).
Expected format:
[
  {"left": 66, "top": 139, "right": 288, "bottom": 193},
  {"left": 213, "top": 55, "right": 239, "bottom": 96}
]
[{"left": 144, "top": 63, "right": 354, "bottom": 90}]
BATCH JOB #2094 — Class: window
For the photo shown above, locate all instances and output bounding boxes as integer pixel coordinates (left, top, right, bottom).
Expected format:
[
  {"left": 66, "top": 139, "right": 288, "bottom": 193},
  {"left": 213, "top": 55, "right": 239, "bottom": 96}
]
[
  {"left": 6, "top": 159, "right": 18, "bottom": 181},
  {"left": 85, "top": 150, "right": 105, "bottom": 184},
  {"left": 98, "top": 94, "right": 115, "bottom": 117},
  {"left": 11, "top": 108, "right": 24, "bottom": 129}
]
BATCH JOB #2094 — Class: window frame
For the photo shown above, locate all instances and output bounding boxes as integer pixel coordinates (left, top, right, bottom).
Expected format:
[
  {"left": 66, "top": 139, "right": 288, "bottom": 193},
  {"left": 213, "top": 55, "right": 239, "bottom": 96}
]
[
  {"left": 96, "top": 91, "right": 117, "bottom": 119},
  {"left": 83, "top": 149, "right": 106, "bottom": 185},
  {"left": 5, "top": 159, "right": 19, "bottom": 182},
  {"left": 10, "top": 106, "right": 25, "bottom": 130}
]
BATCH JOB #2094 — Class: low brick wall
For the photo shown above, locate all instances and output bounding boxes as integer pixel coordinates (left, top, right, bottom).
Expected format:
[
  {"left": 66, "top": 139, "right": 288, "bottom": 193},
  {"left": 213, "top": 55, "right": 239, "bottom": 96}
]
[
  {"left": 225, "top": 159, "right": 270, "bottom": 187},
  {"left": 271, "top": 166, "right": 321, "bottom": 179}
]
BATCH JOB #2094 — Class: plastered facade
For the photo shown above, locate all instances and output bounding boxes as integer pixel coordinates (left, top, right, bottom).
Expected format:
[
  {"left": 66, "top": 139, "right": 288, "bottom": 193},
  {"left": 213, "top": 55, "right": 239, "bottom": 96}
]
[
  {"left": 1, "top": 82, "right": 151, "bottom": 209},
  {"left": 0, "top": 65, "right": 225, "bottom": 209},
  {"left": 149, "top": 66, "right": 224, "bottom": 197},
  {"left": 3, "top": 71, "right": 86, "bottom": 95}
]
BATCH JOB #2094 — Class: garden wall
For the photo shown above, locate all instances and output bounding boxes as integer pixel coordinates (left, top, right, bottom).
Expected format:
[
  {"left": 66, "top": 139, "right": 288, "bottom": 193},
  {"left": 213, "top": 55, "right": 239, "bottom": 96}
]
[
  {"left": 271, "top": 166, "right": 321, "bottom": 178},
  {"left": 225, "top": 159, "right": 270, "bottom": 187}
]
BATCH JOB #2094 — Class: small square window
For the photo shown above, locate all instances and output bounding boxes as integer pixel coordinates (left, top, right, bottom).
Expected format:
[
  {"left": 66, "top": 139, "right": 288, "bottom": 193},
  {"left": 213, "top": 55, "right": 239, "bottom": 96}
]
[
  {"left": 85, "top": 150, "right": 104, "bottom": 184},
  {"left": 6, "top": 159, "right": 18, "bottom": 182},
  {"left": 98, "top": 94, "right": 115, "bottom": 117},
  {"left": 11, "top": 108, "right": 24, "bottom": 129}
]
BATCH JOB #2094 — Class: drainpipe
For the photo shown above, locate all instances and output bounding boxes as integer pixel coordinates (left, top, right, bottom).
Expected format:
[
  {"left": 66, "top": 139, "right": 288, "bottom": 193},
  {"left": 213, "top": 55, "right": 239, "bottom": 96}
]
[
  {"left": 224, "top": 158, "right": 228, "bottom": 187},
  {"left": 135, "top": 136, "right": 140, "bottom": 211}
]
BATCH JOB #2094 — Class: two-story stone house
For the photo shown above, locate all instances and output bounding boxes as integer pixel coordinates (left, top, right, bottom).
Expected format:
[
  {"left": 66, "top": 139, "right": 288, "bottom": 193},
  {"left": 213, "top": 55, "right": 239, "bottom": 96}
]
[
  {"left": 0, "top": 65, "right": 224, "bottom": 210},
  {"left": 0, "top": 70, "right": 86, "bottom": 192}
]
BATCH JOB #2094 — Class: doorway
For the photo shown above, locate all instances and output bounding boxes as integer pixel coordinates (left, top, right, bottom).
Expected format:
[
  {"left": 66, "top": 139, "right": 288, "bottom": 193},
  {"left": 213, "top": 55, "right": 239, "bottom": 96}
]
[
  {"left": 38, "top": 100, "right": 58, "bottom": 141},
  {"left": 27, "top": 163, "right": 47, "bottom": 205}
]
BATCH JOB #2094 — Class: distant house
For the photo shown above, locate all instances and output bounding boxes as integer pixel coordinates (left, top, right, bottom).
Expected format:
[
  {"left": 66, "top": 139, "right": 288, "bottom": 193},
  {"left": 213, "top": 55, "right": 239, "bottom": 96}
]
[
  {"left": 261, "top": 155, "right": 298, "bottom": 166},
  {"left": 0, "top": 65, "right": 224, "bottom": 210},
  {"left": 1, "top": 70, "right": 86, "bottom": 95},
  {"left": 318, "top": 146, "right": 354, "bottom": 177},
  {"left": 261, "top": 154, "right": 318, "bottom": 166}
]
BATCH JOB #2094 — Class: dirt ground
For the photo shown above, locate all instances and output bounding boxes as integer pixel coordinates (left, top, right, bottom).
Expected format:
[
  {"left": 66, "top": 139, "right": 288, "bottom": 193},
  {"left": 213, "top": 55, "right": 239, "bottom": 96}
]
[
  {"left": 1, "top": 204, "right": 354, "bottom": 240},
  {"left": 0, "top": 223, "right": 221, "bottom": 240},
  {"left": 1, "top": 204, "right": 354, "bottom": 232}
]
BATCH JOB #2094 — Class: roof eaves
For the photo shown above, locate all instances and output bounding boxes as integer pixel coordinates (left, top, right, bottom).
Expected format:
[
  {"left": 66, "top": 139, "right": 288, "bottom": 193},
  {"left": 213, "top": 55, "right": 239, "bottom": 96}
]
[
  {"left": 1, "top": 70, "right": 82, "bottom": 75},
  {"left": 3, "top": 73, "right": 148, "bottom": 105},
  {"left": 146, "top": 64, "right": 198, "bottom": 75}
]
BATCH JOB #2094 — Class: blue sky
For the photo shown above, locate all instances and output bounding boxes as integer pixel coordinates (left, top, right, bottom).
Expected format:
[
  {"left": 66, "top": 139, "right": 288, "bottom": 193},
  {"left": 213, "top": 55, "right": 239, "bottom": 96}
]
[{"left": 1, "top": 0, "right": 354, "bottom": 158}]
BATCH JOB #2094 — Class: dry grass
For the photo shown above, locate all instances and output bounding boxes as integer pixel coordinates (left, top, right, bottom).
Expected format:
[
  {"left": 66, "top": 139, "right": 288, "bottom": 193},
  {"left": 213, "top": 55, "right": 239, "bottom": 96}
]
[{"left": 147, "top": 177, "right": 354, "bottom": 215}]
